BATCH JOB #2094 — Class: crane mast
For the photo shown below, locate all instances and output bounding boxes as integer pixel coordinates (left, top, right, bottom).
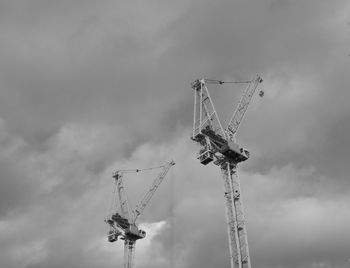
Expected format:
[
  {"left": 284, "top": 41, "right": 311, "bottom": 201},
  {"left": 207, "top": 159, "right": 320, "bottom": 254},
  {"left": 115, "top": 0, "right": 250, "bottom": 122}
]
[
  {"left": 191, "top": 76, "right": 263, "bottom": 268},
  {"left": 105, "top": 161, "right": 175, "bottom": 268}
]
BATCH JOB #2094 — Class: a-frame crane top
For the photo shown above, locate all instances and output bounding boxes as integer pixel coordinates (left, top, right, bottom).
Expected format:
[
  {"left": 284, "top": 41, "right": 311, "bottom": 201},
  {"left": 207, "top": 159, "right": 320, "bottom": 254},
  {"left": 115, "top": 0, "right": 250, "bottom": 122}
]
[
  {"left": 191, "top": 76, "right": 263, "bottom": 166},
  {"left": 190, "top": 75, "right": 263, "bottom": 268}
]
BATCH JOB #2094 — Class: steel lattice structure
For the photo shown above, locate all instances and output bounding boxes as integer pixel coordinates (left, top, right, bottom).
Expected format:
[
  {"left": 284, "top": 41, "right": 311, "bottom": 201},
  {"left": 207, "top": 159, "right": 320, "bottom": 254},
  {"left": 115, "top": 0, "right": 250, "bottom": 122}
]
[
  {"left": 105, "top": 161, "right": 175, "bottom": 268},
  {"left": 191, "top": 76, "right": 263, "bottom": 268}
]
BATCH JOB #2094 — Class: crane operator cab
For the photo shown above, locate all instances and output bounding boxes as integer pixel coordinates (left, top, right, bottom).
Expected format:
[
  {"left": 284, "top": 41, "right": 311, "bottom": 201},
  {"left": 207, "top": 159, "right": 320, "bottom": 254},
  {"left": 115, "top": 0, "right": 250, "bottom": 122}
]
[
  {"left": 107, "top": 228, "right": 122, "bottom": 243},
  {"left": 125, "top": 224, "right": 146, "bottom": 240},
  {"left": 198, "top": 146, "right": 214, "bottom": 165},
  {"left": 221, "top": 140, "right": 250, "bottom": 163}
]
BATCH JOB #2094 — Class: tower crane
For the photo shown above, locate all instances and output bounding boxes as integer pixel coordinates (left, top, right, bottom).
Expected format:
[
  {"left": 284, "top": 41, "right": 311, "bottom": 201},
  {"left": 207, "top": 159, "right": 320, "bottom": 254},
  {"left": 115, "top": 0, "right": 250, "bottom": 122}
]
[
  {"left": 105, "top": 160, "right": 175, "bottom": 268},
  {"left": 191, "top": 76, "right": 263, "bottom": 268}
]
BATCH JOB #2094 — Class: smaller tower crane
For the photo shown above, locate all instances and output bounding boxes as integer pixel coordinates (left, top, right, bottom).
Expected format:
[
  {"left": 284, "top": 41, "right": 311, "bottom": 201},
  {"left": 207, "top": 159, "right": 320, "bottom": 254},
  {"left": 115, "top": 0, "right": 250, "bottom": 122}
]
[{"left": 105, "top": 160, "right": 175, "bottom": 268}]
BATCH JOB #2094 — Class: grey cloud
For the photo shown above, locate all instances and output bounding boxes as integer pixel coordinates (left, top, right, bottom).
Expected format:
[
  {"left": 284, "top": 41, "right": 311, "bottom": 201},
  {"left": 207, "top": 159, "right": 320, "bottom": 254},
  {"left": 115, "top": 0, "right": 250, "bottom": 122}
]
[{"left": 0, "top": 0, "right": 350, "bottom": 268}]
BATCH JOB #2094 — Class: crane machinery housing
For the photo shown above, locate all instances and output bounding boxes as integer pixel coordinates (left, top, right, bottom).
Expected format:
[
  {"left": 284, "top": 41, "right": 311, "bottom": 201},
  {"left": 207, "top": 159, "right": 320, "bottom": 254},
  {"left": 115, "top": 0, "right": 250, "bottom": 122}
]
[
  {"left": 190, "top": 76, "right": 263, "bottom": 268},
  {"left": 105, "top": 160, "right": 175, "bottom": 268}
]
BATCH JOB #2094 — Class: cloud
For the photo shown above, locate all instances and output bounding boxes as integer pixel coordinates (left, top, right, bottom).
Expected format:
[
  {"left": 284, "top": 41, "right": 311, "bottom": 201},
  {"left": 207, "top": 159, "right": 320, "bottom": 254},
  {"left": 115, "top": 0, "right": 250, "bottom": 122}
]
[{"left": 0, "top": 0, "right": 350, "bottom": 268}]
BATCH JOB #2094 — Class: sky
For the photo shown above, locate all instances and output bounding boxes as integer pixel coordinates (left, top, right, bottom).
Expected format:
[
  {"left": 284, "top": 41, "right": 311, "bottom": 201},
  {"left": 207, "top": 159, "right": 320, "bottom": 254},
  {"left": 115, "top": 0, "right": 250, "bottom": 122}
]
[{"left": 0, "top": 0, "right": 349, "bottom": 268}]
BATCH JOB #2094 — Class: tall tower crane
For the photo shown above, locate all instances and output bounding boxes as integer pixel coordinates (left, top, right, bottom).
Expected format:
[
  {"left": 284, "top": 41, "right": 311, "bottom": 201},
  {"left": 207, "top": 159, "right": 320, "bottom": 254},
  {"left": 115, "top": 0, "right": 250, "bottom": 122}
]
[
  {"left": 105, "top": 160, "right": 175, "bottom": 268},
  {"left": 191, "top": 76, "right": 263, "bottom": 268}
]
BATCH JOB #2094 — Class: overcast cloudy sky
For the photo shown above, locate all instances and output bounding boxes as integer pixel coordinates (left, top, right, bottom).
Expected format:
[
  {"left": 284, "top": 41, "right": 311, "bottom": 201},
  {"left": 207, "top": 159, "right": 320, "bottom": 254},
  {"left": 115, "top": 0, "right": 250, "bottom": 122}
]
[{"left": 0, "top": 0, "right": 350, "bottom": 268}]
